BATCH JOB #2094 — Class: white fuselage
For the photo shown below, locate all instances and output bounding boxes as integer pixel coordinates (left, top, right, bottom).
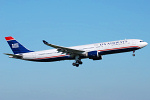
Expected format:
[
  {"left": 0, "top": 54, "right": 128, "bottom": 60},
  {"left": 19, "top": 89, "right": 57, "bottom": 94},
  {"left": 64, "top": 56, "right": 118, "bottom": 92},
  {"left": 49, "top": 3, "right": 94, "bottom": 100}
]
[{"left": 21, "top": 39, "right": 148, "bottom": 62}]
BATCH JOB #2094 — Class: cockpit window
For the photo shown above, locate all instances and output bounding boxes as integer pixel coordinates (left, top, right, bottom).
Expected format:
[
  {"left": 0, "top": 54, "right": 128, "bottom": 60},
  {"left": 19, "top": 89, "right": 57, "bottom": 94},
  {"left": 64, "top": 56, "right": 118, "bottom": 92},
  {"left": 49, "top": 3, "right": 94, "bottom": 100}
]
[{"left": 140, "top": 41, "right": 144, "bottom": 42}]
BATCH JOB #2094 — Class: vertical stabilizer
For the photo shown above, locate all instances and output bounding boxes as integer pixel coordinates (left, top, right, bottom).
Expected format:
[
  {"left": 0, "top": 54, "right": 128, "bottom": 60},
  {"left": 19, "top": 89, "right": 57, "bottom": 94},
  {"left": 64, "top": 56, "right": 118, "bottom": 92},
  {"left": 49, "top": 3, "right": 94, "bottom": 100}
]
[{"left": 5, "top": 36, "right": 34, "bottom": 54}]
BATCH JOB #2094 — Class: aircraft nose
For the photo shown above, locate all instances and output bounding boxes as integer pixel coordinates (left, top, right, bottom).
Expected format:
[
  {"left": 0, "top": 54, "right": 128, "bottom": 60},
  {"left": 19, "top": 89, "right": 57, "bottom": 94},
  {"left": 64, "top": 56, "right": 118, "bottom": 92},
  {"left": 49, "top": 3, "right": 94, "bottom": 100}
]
[
  {"left": 145, "top": 42, "right": 148, "bottom": 46},
  {"left": 142, "top": 42, "right": 148, "bottom": 47},
  {"left": 140, "top": 41, "right": 148, "bottom": 48}
]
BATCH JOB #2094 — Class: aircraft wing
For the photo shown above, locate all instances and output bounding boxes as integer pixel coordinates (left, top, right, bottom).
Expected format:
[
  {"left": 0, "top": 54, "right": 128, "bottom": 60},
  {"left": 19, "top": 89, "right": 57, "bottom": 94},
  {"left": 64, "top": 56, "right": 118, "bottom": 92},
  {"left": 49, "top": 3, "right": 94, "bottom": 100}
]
[
  {"left": 4, "top": 53, "right": 22, "bottom": 59},
  {"left": 43, "top": 40, "right": 85, "bottom": 55}
]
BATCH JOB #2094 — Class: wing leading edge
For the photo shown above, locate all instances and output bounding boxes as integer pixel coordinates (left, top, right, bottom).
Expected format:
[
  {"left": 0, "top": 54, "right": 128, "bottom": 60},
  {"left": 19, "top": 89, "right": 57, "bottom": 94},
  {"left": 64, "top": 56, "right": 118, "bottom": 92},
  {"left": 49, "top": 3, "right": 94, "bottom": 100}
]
[{"left": 43, "top": 40, "right": 85, "bottom": 55}]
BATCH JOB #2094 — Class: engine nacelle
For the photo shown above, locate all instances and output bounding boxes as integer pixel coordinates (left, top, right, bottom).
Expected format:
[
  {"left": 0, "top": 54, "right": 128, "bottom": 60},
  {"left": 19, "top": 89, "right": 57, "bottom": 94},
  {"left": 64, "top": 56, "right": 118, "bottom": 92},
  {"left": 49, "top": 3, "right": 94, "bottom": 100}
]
[{"left": 87, "top": 51, "right": 102, "bottom": 60}]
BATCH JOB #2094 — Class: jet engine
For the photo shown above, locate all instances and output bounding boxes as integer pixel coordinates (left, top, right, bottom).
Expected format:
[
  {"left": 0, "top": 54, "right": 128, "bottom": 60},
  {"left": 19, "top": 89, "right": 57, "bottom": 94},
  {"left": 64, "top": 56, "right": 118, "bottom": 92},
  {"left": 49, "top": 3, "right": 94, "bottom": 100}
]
[{"left": 86, "top": 51, "right": 102, "bottom": 60}]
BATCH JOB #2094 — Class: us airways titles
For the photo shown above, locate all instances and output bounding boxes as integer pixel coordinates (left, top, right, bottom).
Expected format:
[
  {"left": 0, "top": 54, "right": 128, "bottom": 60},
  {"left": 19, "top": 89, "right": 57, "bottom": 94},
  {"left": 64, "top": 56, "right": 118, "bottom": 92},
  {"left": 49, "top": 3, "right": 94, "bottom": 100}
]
[{"left": 99, "top": 40, "right": 128, "bottom": 47}]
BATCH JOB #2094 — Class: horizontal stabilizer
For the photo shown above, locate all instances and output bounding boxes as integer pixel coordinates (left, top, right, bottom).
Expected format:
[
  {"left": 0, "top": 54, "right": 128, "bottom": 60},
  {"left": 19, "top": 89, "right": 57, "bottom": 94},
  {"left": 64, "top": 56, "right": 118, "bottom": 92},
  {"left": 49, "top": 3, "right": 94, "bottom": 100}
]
[{"left": 4, "top": 53, "right": 22, "bottom": 59}]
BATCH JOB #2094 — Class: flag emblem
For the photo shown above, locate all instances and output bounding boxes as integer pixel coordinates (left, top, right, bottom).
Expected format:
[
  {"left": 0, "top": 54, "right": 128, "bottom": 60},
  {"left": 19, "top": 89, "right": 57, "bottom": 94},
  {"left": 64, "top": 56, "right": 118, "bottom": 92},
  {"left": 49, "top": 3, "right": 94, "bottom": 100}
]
[{"left": 12, "top": 43, "right": 19, "bottom": 48}]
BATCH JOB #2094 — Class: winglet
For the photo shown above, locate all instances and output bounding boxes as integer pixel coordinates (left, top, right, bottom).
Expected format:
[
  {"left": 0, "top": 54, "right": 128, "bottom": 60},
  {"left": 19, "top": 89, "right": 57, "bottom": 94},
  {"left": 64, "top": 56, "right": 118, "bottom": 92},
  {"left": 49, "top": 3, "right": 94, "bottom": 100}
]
[{"left": 43, "top": 40, "right": 48, "bottom": 45}]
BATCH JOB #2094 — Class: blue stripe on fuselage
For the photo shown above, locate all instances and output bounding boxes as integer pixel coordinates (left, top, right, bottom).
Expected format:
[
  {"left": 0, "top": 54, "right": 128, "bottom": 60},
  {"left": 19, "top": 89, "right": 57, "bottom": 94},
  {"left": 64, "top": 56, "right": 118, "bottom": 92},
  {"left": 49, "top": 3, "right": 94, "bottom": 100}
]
[
  {"left": 99, "top": 47, "right": 139, "bottom": 55},
  {"left": 29, "top": 55, "right": 74, "bottom": 62}
]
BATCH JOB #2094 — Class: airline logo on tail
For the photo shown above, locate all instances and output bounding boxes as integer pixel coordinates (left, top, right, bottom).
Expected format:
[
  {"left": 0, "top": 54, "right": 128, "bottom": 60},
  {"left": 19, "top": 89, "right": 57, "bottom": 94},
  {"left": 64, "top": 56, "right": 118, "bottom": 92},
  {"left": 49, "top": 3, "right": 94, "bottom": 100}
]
[{"left": 12, "top": 43, "right": 19, "bottom": 48}]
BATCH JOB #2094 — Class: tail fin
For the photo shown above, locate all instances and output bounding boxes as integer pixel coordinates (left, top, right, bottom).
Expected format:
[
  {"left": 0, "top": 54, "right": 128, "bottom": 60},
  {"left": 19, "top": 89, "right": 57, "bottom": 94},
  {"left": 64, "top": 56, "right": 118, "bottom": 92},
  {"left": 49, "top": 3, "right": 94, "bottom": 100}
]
[{"left": 5, "top": 36, "right": 34, "bottom": 54}]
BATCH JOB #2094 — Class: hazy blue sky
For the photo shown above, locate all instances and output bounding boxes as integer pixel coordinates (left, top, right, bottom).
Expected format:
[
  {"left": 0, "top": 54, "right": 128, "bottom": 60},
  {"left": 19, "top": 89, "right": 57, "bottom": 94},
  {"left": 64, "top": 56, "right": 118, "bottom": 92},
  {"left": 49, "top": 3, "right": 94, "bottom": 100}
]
[{"left": 0, "top": 0, "right": 150, "bottom": 100}]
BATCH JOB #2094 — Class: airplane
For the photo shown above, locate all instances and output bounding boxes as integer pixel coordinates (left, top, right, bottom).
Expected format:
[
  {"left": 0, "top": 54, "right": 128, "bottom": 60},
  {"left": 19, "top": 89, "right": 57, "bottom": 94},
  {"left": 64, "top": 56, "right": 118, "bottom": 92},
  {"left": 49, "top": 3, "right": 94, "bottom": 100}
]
[{"left": 4, "top": 36, "right": 148, "bottom": 67}]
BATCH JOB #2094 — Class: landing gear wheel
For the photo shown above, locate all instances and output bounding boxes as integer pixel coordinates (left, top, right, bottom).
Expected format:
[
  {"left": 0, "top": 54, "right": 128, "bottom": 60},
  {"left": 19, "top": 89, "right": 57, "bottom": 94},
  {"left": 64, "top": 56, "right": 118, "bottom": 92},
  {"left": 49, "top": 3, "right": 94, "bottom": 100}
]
[
  {"left": 72, "top": 55, "right": 82, "bottom": 67},
  {"left": 79, "top": 61, "right": 83, "bottom": 64},
  {"left": 76, "top": 64, "right": 79, "bottom": 67},
  {"left": 72, "top": 63, "right": 76, "bottom": 66},
  {"left": 132, "top": 51, "right": 135, "bottom": 56}
]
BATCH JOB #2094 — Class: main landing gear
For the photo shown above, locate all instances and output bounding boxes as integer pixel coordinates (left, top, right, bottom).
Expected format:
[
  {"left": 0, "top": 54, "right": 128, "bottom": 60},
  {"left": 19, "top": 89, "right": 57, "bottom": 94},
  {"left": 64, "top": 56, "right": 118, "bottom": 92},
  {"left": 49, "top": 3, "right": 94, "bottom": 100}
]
[
  {"left": 132, "top": 50, "right": 135, "bottom": 56},
  {"left": 72, "top": 55, "right": 83, "bottom": 67}
]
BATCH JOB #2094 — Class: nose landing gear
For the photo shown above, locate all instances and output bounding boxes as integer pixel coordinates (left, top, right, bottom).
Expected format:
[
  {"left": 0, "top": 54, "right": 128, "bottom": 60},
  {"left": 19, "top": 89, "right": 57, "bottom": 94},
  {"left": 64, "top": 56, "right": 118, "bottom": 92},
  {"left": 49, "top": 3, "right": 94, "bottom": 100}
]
[{"left": 132, "top": 51, "right": 135, "bottom": 56}]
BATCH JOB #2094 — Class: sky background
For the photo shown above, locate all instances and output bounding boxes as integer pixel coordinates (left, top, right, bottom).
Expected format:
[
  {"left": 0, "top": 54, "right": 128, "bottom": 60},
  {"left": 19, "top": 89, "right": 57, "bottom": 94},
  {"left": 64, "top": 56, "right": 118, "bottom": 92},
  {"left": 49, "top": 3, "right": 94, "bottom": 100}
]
[{"left": 0, "top": 0, "right": 150, "bottom": 100}]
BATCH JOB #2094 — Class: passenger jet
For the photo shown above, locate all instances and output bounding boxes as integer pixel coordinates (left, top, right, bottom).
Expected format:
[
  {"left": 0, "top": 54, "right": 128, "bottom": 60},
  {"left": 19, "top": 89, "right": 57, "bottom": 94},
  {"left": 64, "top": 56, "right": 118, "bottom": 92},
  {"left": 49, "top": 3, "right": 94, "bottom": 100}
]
[{"left": 4, "top": 36, "right": 148, "bottom": 67}]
